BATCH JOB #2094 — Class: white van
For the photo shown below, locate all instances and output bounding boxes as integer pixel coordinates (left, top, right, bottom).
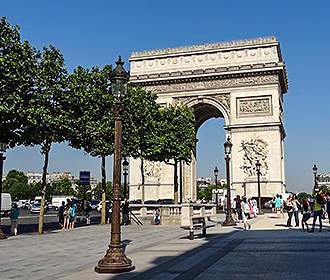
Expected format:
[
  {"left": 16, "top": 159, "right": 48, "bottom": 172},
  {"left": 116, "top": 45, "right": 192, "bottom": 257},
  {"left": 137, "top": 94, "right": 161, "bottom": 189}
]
[
  {"left": 51, "top": 196, "right": 75, "bottom": 210},
  {"left": 1, "top": 193, "right": 12, "bottom": 216}
]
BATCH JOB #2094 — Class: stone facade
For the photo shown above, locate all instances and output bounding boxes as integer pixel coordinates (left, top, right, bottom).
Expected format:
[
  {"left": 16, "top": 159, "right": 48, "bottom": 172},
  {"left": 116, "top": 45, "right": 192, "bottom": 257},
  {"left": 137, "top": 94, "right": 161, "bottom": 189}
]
[{"left": 128, "top": 37, "right": 288, "bottom": 201}]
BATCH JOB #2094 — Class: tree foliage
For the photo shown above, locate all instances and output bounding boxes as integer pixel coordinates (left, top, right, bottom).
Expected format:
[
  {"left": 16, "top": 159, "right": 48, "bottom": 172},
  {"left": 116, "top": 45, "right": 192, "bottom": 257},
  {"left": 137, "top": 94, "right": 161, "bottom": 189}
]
[
  {"left": 0, "top": 17, "right": 37, "bottom": 147},
  {"left": 49, "top": 178, "right": 75, "bottom": 196},
  {"left": 3, "top": 170, "right": 29, "bottom": 200}
]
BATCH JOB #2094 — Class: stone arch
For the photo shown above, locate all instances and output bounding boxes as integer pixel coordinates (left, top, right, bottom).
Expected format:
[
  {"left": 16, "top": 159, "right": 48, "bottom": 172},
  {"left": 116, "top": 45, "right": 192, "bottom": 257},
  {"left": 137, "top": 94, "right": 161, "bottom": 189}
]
[{"left": 180, "top": 96, "right": 230, "bottom": 129}]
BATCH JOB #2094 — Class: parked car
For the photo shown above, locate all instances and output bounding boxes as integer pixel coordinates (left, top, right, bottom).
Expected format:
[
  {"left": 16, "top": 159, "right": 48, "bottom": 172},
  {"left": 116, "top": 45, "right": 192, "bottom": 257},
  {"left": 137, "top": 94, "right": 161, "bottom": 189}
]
[
  {"left": 144, "top": 200, "right": 158, "bottom": 205},
  {"left": 89, "top": 200, "right": 100, "bottom": 210},
  {"left": 264, "top": 199, "right": 274, "bottom": 209},
  {"left": 30, "top": 200, "right": 49, "bottom": 214},
  {"left": 157, "top": 199, "right": 174, "bottom": 205},
  {"left": 97, "top": 201, "right": 112, "bottom": 212},
  {"left": 129, "top": 199, "right": 142, "bottom": 204},
  {"left": 17, "top": 199, "right": 30, "bottom": 209},
  {"left": 1, "top": 193, "right": 12, "bottom": 217}
]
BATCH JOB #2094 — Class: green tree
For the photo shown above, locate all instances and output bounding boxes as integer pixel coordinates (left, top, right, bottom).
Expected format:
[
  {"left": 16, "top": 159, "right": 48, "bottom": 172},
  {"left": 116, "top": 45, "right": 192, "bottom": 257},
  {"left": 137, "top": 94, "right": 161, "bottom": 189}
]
[
  {"left": 65, "top": 65, "right": 114, "bottom": 223},
  {"left": 3, "top": 170, "right": 29, "bottom": 200},
  {"left": 23, "top": 45, "right": 68, "bottom": 234},
  {"left": 155, "top": 105, "right": 196, "bottom": 203},
  {"left": 122, "top": 86, "right": 161, "bottom": 202},
  {"left": 0, "top": 17, "right": 37, "bottom": 147},
  {"left": 91, "top": 181, "right": 113, "bottom": 200},
  {"left": 50, "top": 178, "right": 75, "bottom": 196}
]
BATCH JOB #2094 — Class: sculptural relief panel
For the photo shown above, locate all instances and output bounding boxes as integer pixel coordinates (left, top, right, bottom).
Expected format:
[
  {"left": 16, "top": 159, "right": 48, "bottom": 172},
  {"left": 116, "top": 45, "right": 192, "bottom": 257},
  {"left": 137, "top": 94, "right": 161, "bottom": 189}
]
[
  {"left": 143, "top": 75, "right": 279, "bottom": 94},
  {"left": 237, "top": 96, "right": 272, "bottom": 117},
  {"left": 240, "top": 138, "right": 269, "bottom": 177},
  {"left": 143, "top": 160, "right": 163, "bottom": 183}
]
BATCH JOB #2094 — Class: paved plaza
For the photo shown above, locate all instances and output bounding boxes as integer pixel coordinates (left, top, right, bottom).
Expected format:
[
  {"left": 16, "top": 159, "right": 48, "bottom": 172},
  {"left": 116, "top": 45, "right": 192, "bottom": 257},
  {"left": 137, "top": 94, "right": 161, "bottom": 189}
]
[{"left": 1, "top": 214, "right": 330, "bottom": 280}]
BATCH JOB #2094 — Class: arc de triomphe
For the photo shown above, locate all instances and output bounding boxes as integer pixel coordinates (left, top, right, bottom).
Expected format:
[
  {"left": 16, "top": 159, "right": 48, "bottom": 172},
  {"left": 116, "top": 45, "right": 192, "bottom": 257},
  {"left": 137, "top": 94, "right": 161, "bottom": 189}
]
[{"left": 128, "top": 37, "right": 288, "bottom": 201}]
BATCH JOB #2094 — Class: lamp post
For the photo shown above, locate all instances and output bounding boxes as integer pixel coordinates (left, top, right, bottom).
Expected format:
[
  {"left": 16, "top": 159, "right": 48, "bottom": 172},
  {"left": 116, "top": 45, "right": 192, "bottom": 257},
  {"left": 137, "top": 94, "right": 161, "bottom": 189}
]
[
  {"left": 123, "top": 158, "right": 129, "bottom": 199},
  {"left": 312, "top": 164, "right": 318, "bottom": 192},
  {"left": 222, "top": 137, "right": 236, "bottom": 226},
  {"left": 214, "top": 166, "right": 219, "bottom": 206},
  {"left": 0, "top": 142, "right": 7, "bottom": 239},
  {"left": 256, "top": 160, "right": 264, "bottom": 215},
  {"left": 95, "top": 57, "right": 134, "bottom": 273}
]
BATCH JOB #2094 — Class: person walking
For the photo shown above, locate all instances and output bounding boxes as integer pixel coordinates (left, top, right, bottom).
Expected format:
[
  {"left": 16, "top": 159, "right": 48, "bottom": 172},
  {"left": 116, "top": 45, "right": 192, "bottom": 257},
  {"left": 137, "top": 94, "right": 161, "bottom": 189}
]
[
  {"left": 121, "top": 198, "right": 130, "bottom": 226},
  {"left": 310, "top": 193, "right": 325, "bottom": 232},
  {"left": 58, "top": 201, "right": 65, "bottom": 229},
  {"left": 286, "top": 195, "right": 294, "bottom": 227},
  {"left": 274, "top": 194, "right": 282, "bottom": 218},
  {"left": 63, "top": 200, "right": 71, "bottom": 230},
  {"left": 241, "top": 197, "right": 251, "bottom": 230},
  {"left": 236, "top": 195, "right": 242, "bottom": 222},
  {"left": 292, "top": 194, "right": 301, "bottom": 227},
  {"left": 69, "top": 203, "right": 77, "bottom": 229},
  {"left": 301, "top": 198, "right": 311, "bottom": 231},
  {"left": 10, "top": 203, "right": 20, "bottom": 236},
  {"left": 326, "top": 193, "right": 330, "bottom": 231}
]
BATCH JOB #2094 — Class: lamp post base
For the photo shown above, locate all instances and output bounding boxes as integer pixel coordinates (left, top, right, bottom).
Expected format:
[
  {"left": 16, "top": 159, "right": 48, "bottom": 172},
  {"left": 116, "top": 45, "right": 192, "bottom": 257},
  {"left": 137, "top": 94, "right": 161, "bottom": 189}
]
[
  {"left": 222, "top": 215, "right": 237, "bottom": 227},
  {"left": 0, "top": 228, "right": 7, "bottom": 240},
  {"left": 95, "top": 244, "right": 135, "bottom": 274}
]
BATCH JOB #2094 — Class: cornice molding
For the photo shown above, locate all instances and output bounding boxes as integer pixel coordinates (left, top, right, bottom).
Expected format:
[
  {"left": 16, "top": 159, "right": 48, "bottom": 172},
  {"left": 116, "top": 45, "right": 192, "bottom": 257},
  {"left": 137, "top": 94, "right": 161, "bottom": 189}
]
[{"left": 131, "top": 37, "right": 278, "bottom": 58}]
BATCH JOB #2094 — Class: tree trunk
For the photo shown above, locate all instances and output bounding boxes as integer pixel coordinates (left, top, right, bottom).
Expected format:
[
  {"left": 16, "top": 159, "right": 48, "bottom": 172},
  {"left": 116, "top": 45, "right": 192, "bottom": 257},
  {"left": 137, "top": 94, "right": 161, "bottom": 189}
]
[
  {"left": 179, "top": 161, "right": 183, "bottom": 204},
  {"left": 140, "top": 158, "right": 145, "bottom": 203},
  {"left": 101, "top": 156, "right": 107, "bottom": 224},
  {"left": 174, "top": 160, "right": 178, "bottom": 204},
  {"left": 38, "top": 141, "right": 51, "bottom": 234}
]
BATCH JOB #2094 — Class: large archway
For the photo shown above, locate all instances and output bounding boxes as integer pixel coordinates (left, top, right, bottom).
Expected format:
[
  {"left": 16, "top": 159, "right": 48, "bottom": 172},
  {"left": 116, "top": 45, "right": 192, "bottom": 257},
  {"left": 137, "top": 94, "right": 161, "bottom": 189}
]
[{"left": 128, "top": 37, "right": 288, "bottom": 202}]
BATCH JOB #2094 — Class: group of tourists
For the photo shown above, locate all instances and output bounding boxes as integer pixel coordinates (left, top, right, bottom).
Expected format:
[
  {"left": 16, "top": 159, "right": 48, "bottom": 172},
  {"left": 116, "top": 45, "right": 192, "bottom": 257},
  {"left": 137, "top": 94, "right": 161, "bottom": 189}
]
[
  {"left": 223, "top": 195, "right": 259, "bottom": 230},
  {"left": 272, "top": 192, "right": 330, "bottom": 232},
  {"left": 58, "top": 199, "right": 77, "bottom": 230}
]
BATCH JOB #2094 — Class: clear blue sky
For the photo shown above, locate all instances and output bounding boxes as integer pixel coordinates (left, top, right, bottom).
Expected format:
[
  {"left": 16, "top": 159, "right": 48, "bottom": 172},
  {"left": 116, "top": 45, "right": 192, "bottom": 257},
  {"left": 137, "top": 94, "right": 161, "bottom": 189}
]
[{"left": 2, "top": 1, "right": 330, "bottom": 193}]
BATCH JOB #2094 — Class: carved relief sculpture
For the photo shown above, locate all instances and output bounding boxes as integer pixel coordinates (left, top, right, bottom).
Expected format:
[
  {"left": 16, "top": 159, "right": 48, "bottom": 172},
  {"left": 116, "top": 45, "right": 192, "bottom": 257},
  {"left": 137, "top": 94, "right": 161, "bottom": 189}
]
[
  {"left": 237, "top": 96, "right": 271, "bottom": 117},
  {"left": 144, "top": 161, "right": 163, "bottom": 183},
  {"left": 240, "top": 138, "right": 269, "bottom": 176}
]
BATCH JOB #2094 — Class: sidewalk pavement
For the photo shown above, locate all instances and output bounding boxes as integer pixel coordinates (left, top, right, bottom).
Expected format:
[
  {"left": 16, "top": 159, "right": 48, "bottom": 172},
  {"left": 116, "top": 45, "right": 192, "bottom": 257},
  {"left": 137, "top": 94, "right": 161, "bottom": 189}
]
[{"left": 1, "top": 213, "right": 330, "bottom": 280}]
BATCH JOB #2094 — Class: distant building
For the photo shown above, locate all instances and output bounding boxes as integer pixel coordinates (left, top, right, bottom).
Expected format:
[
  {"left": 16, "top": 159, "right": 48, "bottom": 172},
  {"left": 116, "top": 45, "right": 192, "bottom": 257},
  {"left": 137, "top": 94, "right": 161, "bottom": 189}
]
[
  {"left": 197, "top": 177, "right": 212, "bottom": 189},
  {"left": 317, "top": 172, "right": 330, "bottom": 188}
]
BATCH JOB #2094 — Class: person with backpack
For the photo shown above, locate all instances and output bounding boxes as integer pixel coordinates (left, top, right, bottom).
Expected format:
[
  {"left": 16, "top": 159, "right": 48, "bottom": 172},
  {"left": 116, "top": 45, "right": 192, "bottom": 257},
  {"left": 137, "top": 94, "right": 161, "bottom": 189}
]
[
  {"left": 292, "top": 194, "right": 301, "bottom": 227},
  {"left": 69, "top": 203, "right": 77, "bottom": 229},
  {"left": 10, "top": 203, "right": 20, "bottom": 236},
  {"left": 310, "top": 193, "right": 325, "bottom": 232},
  {"left": 58, "top": 201, "right": 65, "bottom": 229}
]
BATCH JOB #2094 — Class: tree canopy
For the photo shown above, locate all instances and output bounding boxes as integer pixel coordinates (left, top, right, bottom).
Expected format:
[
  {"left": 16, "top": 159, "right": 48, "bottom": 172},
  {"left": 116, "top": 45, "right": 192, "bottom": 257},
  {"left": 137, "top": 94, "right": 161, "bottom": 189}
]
[{"left": 0, "top": 17, "right": 37, "bottom": 147}]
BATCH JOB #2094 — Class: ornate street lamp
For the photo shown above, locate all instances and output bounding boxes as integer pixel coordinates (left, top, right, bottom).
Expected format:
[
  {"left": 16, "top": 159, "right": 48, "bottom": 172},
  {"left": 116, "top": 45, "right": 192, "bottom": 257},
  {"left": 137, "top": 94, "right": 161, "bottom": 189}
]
[
  {"left": 256, "top": 160, "right": 264, "bottom": 215},
  {"left": 123, "top": 158, "right": 129, "bottom": 199},
  {"left": 95, "top": 57, "right": 134, "bottom": 273},
  {"left": 0, "top": 142, "right": 7, "bottom": 239},
  {"left": 214, "top": 166, "right": 219, "bottom": 206},
  {"left": 222, "top": 137, "right": 236, "bottom": 226},
  {"left": 312, "top": 164, "right": 318, "bottom": 191}
]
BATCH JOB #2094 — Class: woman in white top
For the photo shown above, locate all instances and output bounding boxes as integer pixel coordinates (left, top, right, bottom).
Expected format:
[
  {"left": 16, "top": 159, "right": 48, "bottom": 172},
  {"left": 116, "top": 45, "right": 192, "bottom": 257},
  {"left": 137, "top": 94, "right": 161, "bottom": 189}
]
[{"left": 241, "top": 197, "right": 251, "bottom": 230}]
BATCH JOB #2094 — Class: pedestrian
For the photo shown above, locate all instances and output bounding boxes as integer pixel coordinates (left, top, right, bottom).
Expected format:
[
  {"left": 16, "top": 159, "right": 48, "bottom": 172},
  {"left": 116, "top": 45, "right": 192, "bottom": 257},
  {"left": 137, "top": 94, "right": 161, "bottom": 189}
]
[
  {"left": 301, "top": 198, "right": 311, "bottom": 231},
  {"left": 241, "top": 197, "right": 251, "bottom": 230},
  {"left": 310, "top": 192, "right": 325, "bottom": 232},
  {"left": 327, "top": 193, "right": 330, "bottom": 231},
  {"left": 153, "top": 208, "right": 160, "bottom": 225},
  {"left": 236, "top": 195, "right": 242, "bottom": 222},
  {"left": 292, "top": 194, "right": 301, "bottom": 227},
  {"left": 286, "top": 195, "right": 294, "bottom": 227},
  {"left": 10, "top": 203, "right": 20, "bottom": 236},
  {"left": 223, "top": 195, "right": 228, "bottom": 214},
  {"left": 279, "top": 195, "right": 285, "bottom": 218},
  {"left": 58, "top": 201, "right": 65, "bottom": 229},
  {"left": 69, "top": 203, "right": 77, "bottom": 229},
  {"left": 274, "top": 194, "right": 282, "bottom": 218},
  {"left": 121, "top": 198, "right": 130, "bottom": 225},
  {"left": 63, "top": 200, "right": 71, "bottom": 230},
  {"left": 252, "top": 199, "right": 258, "bottom": 217}
]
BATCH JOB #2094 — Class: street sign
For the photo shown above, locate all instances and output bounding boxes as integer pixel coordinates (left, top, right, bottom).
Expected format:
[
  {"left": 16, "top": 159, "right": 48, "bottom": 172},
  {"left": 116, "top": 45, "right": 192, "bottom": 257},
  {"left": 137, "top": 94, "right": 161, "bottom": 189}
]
[{"left": 79, "top": 171, "right": 90, "bottom": 186}]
